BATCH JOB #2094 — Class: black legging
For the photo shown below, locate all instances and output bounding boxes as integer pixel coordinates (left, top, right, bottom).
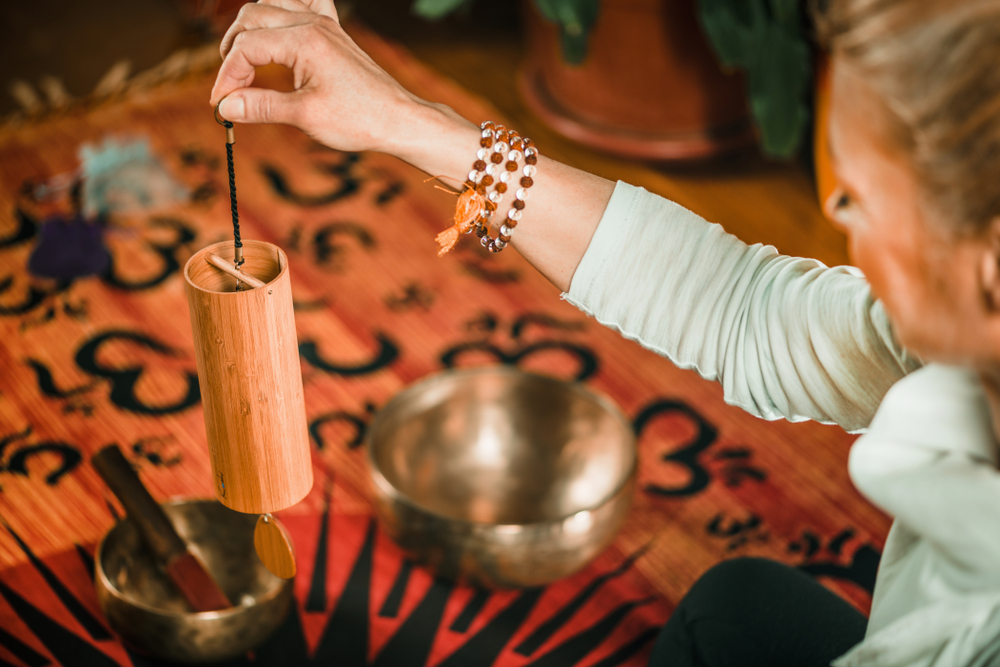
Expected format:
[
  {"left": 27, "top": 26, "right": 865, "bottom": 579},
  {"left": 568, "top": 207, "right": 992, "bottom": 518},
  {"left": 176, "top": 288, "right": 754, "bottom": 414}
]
[{"left": 648, "top": 558, "right": 868, "bottom": 667}]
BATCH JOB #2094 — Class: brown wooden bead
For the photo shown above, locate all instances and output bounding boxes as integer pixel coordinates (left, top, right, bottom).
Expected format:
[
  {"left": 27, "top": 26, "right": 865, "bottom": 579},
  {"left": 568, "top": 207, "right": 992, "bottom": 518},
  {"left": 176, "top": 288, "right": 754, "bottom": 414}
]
[
  {"left": 484, "top": 200, "right": 497, "bottom": 211},
  {"left": 506, "top": 161, "right": 518, "bottom": 171},
  {"left": 510, "top": 137, "right": 523, "bottom": 150},
  {"left": 491, "top": 152, "right": 504, "bottom": 164},
  {"left": 499, "top": 234, "right": 512, "bottom": 243},
  {"left": 505, "top": 219, "right": 518, "bottom": 228},
  {"left": 495, "top": 182, "right": 508, "bottom": 193},
  {"left": 496, "top": 130, "right": 509, "bottom": 142},
  {"left": 520, "top": 176, "right": 534, "bottom": 188},
  {"left": 512, "top": 199, "right": 526, "bottom": 210},
  {"left": 524, "top": 138, "right": 535, "bottom": 148},
  {"left": 480, "top": 137, "right": 493, "bottom": 148},
  {"left": 525, "top": 154, "right": 538, "bottom": 165},
  {"left": 475, "top": 224, "right": 488, "bottom": 238},
  {"left": 476, "top": 184, "right": 487, "bottom": 195},
  {"left": 481, "top": 175, "right": 494, "bottom": 186},
  {"left": 473, "top": 160, "right": 487, "bottom": 171},
  {"left": 483, "top": 121, "right": 495, "bottom": 131}
]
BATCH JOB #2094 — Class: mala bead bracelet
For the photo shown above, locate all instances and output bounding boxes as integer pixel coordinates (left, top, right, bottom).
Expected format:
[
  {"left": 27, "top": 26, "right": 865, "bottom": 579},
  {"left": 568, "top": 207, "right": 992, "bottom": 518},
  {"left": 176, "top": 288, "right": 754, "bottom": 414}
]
[{"left": 434, "top": 121, "right": 538, "bottom": 256}]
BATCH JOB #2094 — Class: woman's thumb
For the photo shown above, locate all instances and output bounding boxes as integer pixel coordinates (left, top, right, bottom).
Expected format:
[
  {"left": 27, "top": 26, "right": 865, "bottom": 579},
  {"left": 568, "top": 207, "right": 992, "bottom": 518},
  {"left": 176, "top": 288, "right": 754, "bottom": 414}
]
[{"left": 219, "top": 89, "right": 297, "bottom": 125}]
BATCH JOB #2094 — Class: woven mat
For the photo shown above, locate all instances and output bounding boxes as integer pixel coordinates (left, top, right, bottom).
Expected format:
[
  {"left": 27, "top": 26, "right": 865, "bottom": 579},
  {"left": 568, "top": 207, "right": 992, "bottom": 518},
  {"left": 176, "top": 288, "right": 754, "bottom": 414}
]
[{"left": 0, "top": 23, "right": 888, "bottom": 667}]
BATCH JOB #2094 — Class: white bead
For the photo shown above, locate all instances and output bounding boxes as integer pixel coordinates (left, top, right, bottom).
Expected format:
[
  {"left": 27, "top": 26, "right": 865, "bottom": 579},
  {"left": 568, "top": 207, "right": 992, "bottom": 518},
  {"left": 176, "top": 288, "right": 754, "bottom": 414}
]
[
  {"left": 523, "top": 165, "right": 537, "bottom": 178},
  {"left": 484, "top": 163, "right": 496, "bottom": 176},
  {"left": 480, "top": 120, "right": 492, "bottom": 129},
  {"left": 507, "top": 150, "right": 523, "bottom": 163},
  {"left": 525, "top": 146, "right": 538, "bottom": 158},
  {"left": 495, "top": 240, "right": 507, "bottom": 250},
  {"left": 481, "top": 236, "right": 491, "bottom": 247},
  {"left": 477, "top": 148, "right": 488, "bottom": 160},
  {"left": 500, "top": 224, "right": 511, "bottom": 236},
  {"left": 507, "top": 209, "right": 522, "bottom": 221},
  {"left": 488, "top": 190, "right": 502, "bottom": 203},
  {"left": 482, "top": 129, "right": 494, "bottom": 139},
  {"left": 494, "top": 141, "right": 509, "bottom": 154},
  {"left": 499, "top": 171, "right": 511, "bottom": 183},
  {"left": 482, "top": 208, "right": 494, "bottom": 221},
  {"left": 516, "top": 188, "right": 530, "bottom": 201},
  {"left": 469, "top": 170, "right": 485, "bottom": 183}
]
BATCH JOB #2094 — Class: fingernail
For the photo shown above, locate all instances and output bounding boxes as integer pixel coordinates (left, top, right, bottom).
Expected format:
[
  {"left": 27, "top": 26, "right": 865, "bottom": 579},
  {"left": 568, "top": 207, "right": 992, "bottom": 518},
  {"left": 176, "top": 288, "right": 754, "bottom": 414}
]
[{"left": 219, "top": 96, "right": 245, "bottom": 120}]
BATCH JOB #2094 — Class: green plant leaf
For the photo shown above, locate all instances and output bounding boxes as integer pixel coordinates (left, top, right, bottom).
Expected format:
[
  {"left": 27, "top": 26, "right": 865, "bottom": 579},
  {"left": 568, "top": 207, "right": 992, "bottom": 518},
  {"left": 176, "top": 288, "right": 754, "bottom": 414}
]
[
  {"left": 534, "top": 0, "right": 600, "bottom": 64},
  {"left": 696, "top": 0, "right": 755, "bottom": 67},
  {"left": 412, "top": 0, "right": 473, "bottom": 20},
  {"left": 746, "top": 19, "right": 811, "bottom": 157}
]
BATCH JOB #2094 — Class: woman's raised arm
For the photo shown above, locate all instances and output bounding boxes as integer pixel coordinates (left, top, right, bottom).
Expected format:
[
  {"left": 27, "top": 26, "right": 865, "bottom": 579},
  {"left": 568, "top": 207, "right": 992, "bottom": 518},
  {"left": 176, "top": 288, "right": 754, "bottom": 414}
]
[{"left": 208, "top": 0, "right": 614, "bottom": 292}]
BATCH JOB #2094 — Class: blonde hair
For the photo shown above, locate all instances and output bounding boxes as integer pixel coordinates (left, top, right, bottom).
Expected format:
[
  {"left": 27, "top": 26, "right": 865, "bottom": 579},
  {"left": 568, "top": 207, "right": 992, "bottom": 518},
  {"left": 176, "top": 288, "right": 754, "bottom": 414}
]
[{"left": 813, "top": 0, "right": 1000, "bottom": 234}]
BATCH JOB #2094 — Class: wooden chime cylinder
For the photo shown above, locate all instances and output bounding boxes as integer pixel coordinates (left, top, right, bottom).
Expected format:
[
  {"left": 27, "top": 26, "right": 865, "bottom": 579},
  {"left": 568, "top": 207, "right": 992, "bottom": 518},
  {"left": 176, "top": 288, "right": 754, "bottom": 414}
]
[{"left": 184, "top": 240, "right": 313, "bottom": 514}]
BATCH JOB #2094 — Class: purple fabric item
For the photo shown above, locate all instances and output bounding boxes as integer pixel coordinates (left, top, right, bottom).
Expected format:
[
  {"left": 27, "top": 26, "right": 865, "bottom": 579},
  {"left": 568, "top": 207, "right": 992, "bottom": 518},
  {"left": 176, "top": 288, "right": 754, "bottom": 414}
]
[{"left": 28, "top": 215, "right": 110, "bottom": 281}]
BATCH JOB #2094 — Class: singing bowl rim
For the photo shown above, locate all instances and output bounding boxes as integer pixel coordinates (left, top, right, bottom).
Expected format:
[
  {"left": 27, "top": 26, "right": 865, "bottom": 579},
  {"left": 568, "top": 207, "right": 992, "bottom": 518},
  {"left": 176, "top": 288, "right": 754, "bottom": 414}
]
[
  {"left": 94, "top": 498, "right": 291, "bottom": 620},
  {"left": 183, "top": 239, "right": 288, "bottom": 296},
  {"left": 365, "top": 366, "right": 637, "bottom": 529}
]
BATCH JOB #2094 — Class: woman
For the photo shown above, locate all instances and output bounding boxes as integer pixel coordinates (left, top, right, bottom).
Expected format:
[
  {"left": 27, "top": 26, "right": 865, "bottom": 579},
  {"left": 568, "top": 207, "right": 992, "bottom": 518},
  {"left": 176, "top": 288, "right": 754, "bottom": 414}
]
[{"left": 211, "top": 1, "right": 1000, "bottom": 665}]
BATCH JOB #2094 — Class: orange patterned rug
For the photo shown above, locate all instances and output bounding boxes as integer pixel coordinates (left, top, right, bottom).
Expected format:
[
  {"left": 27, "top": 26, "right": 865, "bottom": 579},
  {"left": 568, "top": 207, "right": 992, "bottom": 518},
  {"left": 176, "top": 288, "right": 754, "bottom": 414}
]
[{"left": 0, "top": 23, "right": 888, "bottom": 667}]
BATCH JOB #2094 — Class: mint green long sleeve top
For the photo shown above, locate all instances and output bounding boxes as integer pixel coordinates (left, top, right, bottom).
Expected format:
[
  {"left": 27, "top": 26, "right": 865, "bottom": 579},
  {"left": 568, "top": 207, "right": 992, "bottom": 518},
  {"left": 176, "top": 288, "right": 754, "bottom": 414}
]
[{"left": 563, "top": 182, "right": 999, "bottom": 667}]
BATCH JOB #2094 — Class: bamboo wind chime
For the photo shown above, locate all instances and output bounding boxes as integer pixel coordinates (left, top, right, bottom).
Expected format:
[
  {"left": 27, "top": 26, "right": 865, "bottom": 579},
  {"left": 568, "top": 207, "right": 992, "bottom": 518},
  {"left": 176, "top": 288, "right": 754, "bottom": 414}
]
[{"left": 181, "top": 106, "right": 312, "bottom": 579}]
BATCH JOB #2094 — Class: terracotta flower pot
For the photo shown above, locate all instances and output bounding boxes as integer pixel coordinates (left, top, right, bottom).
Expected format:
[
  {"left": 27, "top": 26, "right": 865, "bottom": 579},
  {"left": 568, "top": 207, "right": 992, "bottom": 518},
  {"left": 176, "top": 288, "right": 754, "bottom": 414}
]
[{"left": 518, "top": 0, "right": 755, "bottom": 161}]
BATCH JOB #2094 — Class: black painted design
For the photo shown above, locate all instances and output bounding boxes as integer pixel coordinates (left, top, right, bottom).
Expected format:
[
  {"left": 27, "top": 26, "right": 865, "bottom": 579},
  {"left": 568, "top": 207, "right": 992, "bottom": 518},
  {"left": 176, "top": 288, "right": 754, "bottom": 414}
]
[
  {"left": 460, "top": 260, "right": 520, "bottom": 284},
  {"left": 706, "top": 512, "right": 770, "bottom": 551},
  {"left": 2, "top": 523, "right": 110, "bottom": 640},
  {"left": 312, "top": 520, "right": 375, "bottom": 665},
  {"left": 373, "top": 579, "right": 451, "bottom": 667},
  {"left": 510, "top": 313, "right": 585, "bottom": 341},
  {"left": 300, "top": 334, "right": 399, "bottom": 377},
  {"left": 313, "top": 222, "right": 377, "bottom": 272},
  {"left": 590, "top": 627, "right": 661, "bottom": 667},
  {"left": 0, "top": 426, "right": 82, "bottom": 487},
  {"left": 0, "top": 580, "right": 118, "bottom": 666},
  {"left": 0, "top": 275, "right": 70, "bottom": 317},
  {"left": 790, "top": 528, "right": 880, "bottom": 594},
  {"left": 384, "top": 282, "right": 435, "bottom": 312},
  {"left": 100, "top": 217, "right": 196, "bottom": 291},
  {"left": 74, "top": 330, "right": 200, "bottom": 415},
  {"left": 25, "top": 359, "right": 97, "bottom": 398},
  {"left": 633, "top": 400, "right": 718, "bottom": 498},
  {"left": 309, "top": 404, "right": 376, "bottom": 451},
  {"left": 74, "top": 544, "right": 95, "bottom": 584},
  {"left": 450, "top": 588, "right": 490, "bottom": 633},
  {"left": 0, "top": 624, "right": 49, "bottom": 667},
  {"left": 515, "top": 546, "right": 650, "bottom": 656},
  {"left": 437, "top": 588, "right": 543, "bottom": 667},
  {"left": 378, "top": 560, "right": 414, "bottom": 618},
  {"left": 0, "top": 208, "right": 39, "bottom": 248},
  {"left": 711, "top": 447, "right": 767, "bottom": 487},
  {"left": 440, "top": 341, "right": 599, "bottom": 383},
  {"left": 261, "top": 153, "right": 362, "bottom": 207},
  {"left": 306, "top": 483, "right": 332, "bottom": 613},
  {"left": 524, "top": 597, "right": 656, "bottom": 667},
  {"left": 132, "top": 436, "right": 183, "bottom": 468}
]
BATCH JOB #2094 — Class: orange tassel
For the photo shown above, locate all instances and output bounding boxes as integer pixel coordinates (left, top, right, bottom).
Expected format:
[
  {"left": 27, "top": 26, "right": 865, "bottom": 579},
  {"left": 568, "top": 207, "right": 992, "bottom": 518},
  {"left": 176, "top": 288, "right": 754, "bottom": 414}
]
[{"left": 436, "top": 186, "right": 485, "bottom": 257}]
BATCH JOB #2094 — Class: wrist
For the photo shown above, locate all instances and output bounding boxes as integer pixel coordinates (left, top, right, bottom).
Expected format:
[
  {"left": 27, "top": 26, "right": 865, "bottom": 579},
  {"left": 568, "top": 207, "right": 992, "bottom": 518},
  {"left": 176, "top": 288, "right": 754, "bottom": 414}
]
[{"left": 384, "top": 99, "right": 481, "bottom": 185}]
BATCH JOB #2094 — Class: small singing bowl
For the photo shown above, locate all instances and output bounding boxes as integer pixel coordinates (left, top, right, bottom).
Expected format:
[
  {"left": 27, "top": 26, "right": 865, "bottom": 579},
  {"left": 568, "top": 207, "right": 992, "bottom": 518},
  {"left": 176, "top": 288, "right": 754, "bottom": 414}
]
[
  {"left": 95, "top": 499, "right": 293, "bottom": 664},
  {"left": 367, "top": 366, "right": 637, "bottom": 589}
]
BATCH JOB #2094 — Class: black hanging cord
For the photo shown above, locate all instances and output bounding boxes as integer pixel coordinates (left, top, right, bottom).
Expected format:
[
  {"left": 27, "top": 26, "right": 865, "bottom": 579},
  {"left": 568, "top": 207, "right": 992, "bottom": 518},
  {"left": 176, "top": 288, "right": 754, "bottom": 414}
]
[{"left": 215, "top": 103, "right": 243, "bottom": 267}]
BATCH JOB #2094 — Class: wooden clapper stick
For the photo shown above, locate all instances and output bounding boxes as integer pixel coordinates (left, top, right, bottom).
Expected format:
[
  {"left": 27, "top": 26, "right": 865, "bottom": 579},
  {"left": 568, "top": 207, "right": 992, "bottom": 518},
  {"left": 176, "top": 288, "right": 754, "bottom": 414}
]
[{"left": 181, "top": 106, "right": 311, "bottom": 580}]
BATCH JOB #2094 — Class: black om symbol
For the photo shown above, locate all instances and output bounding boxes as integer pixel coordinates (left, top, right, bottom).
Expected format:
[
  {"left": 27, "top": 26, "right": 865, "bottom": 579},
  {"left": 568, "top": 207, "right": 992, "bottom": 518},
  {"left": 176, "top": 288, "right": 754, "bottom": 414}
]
[
  {"left": 440, "top": 312, "right": 597, "bottom": 382},
  {"left": 309, "top": 402, "right": 377, "bottom": 451},
  {"left": 634, "top": 400, "right": 718, "bottom": 497},
  {"left": 0, "top": 426, "right": 81, "bottom": 488},
  {"left": 101, "top": 217, "right": 197, "bottom": 290},
  {"left": 299, "top": 332, "right": 399, "bottom": 377}
]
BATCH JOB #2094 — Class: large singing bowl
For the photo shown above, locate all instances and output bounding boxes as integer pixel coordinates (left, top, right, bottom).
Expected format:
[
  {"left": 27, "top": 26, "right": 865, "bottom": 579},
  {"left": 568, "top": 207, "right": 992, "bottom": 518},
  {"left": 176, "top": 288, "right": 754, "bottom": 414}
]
[{"left": 367, "top": 367, "right": 636, "bottom": 589}]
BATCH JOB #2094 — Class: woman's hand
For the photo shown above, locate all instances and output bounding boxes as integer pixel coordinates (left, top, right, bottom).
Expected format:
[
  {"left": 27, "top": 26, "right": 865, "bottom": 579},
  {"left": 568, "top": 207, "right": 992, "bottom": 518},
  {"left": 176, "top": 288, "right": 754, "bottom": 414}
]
[{"left": 210, "top": 0, "right": 426, "bottom": 155}]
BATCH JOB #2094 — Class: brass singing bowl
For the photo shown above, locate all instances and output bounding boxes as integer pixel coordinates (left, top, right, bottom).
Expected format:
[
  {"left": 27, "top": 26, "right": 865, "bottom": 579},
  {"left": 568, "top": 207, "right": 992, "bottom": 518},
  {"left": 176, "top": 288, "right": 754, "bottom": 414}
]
[
  {"left": 367, "top": 366, "right": 637, "bottom": 589},
  {"left": 95, "top": 499, "right": 293, "bottom": 663}
]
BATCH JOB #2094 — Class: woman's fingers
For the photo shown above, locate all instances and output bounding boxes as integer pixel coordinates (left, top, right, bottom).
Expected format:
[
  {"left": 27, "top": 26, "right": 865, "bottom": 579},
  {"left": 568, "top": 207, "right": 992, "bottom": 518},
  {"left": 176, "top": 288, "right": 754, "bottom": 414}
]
[
  {"left": 220, "top": 3, "right": 313, "bottom": 59},
  {"left": 257, "top": 0, "right": 339, "bottom": 20},
  {"left": 218, "top": 87, "right": 304, "bottom": 125},
  {"left": 211, "top": 25, "right": 316, "bottom": 106}
]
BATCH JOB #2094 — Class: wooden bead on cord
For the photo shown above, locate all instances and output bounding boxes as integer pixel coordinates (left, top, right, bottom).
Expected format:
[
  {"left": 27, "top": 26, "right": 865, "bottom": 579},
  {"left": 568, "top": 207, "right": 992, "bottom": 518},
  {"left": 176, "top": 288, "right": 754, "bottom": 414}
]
[{"left": 184, "top": 239, "right": 313, "bottom": 514}]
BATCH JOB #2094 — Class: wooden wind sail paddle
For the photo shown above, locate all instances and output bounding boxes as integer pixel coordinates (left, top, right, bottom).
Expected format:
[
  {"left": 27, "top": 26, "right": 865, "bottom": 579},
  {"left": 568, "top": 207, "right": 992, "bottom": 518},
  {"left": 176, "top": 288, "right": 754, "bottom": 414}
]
[{"left": 181, "top": 106, "right": 310, "bottom": 579}]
